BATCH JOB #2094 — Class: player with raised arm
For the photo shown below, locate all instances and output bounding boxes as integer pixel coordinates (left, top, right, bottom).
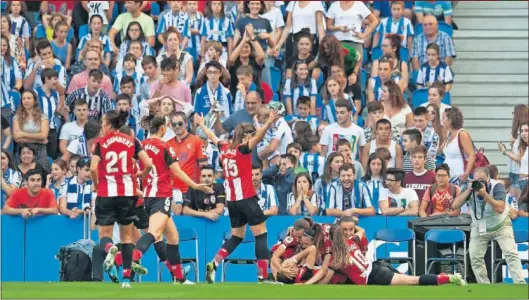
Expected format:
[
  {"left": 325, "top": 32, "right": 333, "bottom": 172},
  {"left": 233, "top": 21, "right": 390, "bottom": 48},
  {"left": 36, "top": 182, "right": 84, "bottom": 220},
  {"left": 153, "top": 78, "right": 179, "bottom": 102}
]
[
  {"left": 195, "top": 110, "right": 282, "bottom": 284},
  {"left": 90, "top": 110, "right": 154, "bottom": 288},
  {"left": 133, "top": 116, "right": 214, "bottom": 285},
  {"left": 326, "top": 226, "right": 467, "bottom": 287}
]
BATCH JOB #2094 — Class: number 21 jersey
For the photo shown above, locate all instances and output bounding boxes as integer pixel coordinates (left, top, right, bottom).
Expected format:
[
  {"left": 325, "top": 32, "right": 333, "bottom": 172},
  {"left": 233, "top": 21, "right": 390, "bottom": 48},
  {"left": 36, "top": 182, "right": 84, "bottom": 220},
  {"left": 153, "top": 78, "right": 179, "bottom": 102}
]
[
  {"left": 93, "top": 131, "right": 143, "bottom": 197},
  {"left": 218, "top": 141, "right": 256, "bottom": 202}
]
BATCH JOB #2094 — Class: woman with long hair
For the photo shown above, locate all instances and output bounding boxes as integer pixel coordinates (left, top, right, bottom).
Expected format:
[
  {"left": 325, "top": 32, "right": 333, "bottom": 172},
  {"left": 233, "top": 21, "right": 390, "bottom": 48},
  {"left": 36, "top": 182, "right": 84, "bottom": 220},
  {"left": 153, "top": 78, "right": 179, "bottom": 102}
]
[
  {"left": 499, "top": 122, "right": 529, "bottom": 192},
  {"left": 287, "top": 172, "right": 320, "bottom": 216},
  {"left": 327, "top": 226, "right": 466, "bottom": 286},
  {"left": 284, "top": 29, "right": 321, "bottom": 81},
  {"left": 157, "top": 27, "right": 194, "bottom": 86},
  {"left": 518, "top": 183, "right": 528, "bottom": 217},
  {"left": 380, "top": 80, "right": 412, "bottom": 136},
  {"left": 314, "top": 153, "right": 344, "bottom": 209},
  {"left": 1, "top": 34, "right": 23, "bottom": 118},
  {"left": 422, "top": 82, "right": 451, "bottom": 117},
  {"left": 228, "top": 29, "right": 265, "bottom": 95},
  {"left": 442, "top": 107, "right": 475, "bottom": 183},
  {"left": 371, "top": 34, "right": 408, "bottom": 92},
  {"left": 116, "top": 21, "right": 155, "bottom": 61},
  {"left": 284, "top": 60, "right": 318, "bottom": 116},
  {"left": 195, "top": 109, "right": 281, "bottom": 284},
  {"left": 1, "top": 149, "right": 22, "bottom": 207},
  {"left": 201, "top": 1, "right": 234, "bottom": 62},
  {"left": 131, "top": 115, "right": 212, "bottom": 285},
  {"left": 321, "top": 75, "right": 353, "bottom": 123},
  {"left": 426, "top": 103, "right": 445, "bottom": 154},
  {"left": 77, "top": 15, "right": 112, "bottom": 67},
  {"left": 362, "top": 152, "right": 388, "bottom": 214},
  {"left": 45, "top": 158, "right": 68, "bottom": 202},
  {"left": 90, "top": 110, "right": 153, "bottom": 288},
  {"left": 16, "top": 144, "right": 48, "bottom": 187},
  {"left": 506, "top": 105, "right": 529, "bottom": 185},
  {"left": 1, "top": 15, "right": 26, "bottom": 72},
  {"left": 13, "top": 90, "right": 50, "bottom": 171}
]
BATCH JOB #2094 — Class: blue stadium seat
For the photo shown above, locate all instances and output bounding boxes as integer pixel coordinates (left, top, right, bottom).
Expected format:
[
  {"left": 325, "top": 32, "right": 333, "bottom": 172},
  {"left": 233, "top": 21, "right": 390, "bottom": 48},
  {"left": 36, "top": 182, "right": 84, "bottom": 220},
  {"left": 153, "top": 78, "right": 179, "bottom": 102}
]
[
  {"left": 317, "top": 72, "right": 324, "bottom": 89},
  {"left": 221, "top": 230, "right": 257, "bottom": 282},
  {"left": 371, "top": 46, "right": 382, "bottom": 61},
  {"left": 79, "top": 25, "right": 89, "bottom": 40},
  {"left": 151, "top": 2, "right": 161, "bottom": 18},
  {"left": 362, "top": 48, "right": 368, "bottom": 67},
  {"left": 374, "top": 229, "right": 416, "bottom": 275},
  {"left": 414, "top": 22, "right": 453, "bottom": 37},
  {"left": 270, "top": 66, "right": 281, "bottom": 94},
  {"left": 424, "top": 229, "right": 466, "bottom": 277},
  {"left": 492, "top": 230, "right": 529, "bottom": 283},
  {"left": 157, "top": 228, "right": 199, "bottom": 282}
]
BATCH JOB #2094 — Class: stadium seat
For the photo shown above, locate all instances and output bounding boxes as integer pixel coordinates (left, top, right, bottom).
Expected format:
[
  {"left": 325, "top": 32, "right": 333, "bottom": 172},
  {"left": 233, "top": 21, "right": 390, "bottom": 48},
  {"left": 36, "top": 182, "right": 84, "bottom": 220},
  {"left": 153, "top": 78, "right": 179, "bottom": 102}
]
[
  {"left": 374, "top": 229, "right": 416, "bottom": 275},
  {"left": 221, "top": 230, "right": 257, "bottom": 282},
  {"left": 491, "top": 230, "right": 529, "bottom": 283},
  {"left": 411, "top": 89, "right": 451, "bottom": 109},
  {"left": 424, "top": 229, "right": 466, "bottom": 278},
  {"left": 151, "top": 2, "right": 161, "bottom": 18},
  {"left": 317, "top": 72, "right": 324, "bottom": 89},
  {"left": 79, "top": 25, "right": 89, "bottom": 40},
  {"left": 414, "top": 22, "right": 453, "bottom": 37},
  {"left": 371, "top": 46, "right": 382, "bottom": 61},
  {"left": 270, "top": 66, "right": 281, "bottom": 95},
  {"left": 362, "top": 48, "right": 368, "bottom": 67},
  {"left": 157, "top": 228, "right": 199, "bottom": 282}
]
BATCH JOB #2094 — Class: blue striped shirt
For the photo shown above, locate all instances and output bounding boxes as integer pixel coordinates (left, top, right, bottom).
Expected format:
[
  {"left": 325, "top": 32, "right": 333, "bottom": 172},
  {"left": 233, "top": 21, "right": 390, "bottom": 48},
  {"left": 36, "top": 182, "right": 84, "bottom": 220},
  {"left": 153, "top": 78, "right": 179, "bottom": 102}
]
[
  {"left": 77, "top": 34, "right": 113, "bottom": 60},
  {"left": 1, "top": 57, "right": 22, "bottom": 90},
  {"left": 185, "top": 12, "right": 204, "bottom": 58},
  {"left": 113, "top": 71, "right": 145, "bottom": 98},
  {"left": 284, "top": 114, "right": 320, "bottom": 135},
  {"left": 1, "top": 168, "right": 22, "bottom": 208},
  {"left": 376, "top": 17, "right": 414, "bottom": 47},
  {"left": 200, "top": 17, "right": 234, "bottom": 44},
  {"left": 283, "top": 78, "right": 318, "bottom": 115},
  {"left": 117, "top": 40, "right": 155, "bottom": 61},
  {"left": 59, "top": 176, "right": 94, "bottom": 210},
  {"left": 412, "top": 31, "right": 456, "bottom": 65},
  {"left": 299, "top": 152, "right": 325, "bottom": 184},
  {"left": 157, "top": 10, "right": 189, "bottom": 37},
  {"left": 24, "top": 58, "right": 66, "bottom": 90},
  {"left": 257, "top": 183, "right": 278, "bottom": 212},
  {"left": 416, "top": 61, "right": 454, "bottom": 86},
  {"left": 35, "top": 86, "right": 60, "bottom": 129},
  {"left": 369, "top": 76, "right": 401, "bottom": 101}
]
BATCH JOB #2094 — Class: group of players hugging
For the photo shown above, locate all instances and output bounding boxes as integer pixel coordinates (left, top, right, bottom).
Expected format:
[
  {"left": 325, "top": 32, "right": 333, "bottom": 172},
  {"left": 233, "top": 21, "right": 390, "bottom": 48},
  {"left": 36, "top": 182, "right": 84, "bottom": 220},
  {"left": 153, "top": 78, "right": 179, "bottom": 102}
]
[{"left": 91, "top": 109, "right": 466, "bottom": 288}]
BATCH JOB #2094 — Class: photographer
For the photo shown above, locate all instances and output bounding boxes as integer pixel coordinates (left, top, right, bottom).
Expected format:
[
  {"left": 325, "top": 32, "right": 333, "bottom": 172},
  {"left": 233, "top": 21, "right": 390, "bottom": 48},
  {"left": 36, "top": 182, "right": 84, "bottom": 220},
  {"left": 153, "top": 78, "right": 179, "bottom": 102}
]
[{"left": 451, "top": 167, "right": 525, "bottom": 284}]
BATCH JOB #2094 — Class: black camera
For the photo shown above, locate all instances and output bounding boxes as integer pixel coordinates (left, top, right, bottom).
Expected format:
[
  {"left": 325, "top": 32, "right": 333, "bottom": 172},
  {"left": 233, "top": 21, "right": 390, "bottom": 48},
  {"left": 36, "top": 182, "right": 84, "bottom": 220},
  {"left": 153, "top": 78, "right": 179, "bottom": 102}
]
[{"left": 471, "top": 180, "right": 487, "bottom": 191}]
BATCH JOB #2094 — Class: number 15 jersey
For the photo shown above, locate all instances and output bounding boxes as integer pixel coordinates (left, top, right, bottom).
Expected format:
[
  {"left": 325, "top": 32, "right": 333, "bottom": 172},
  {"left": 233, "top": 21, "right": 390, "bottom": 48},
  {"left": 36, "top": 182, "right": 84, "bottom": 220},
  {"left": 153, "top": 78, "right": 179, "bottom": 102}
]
[
  {"left": 218, "top": 141, "right": 256, "bottom": 202},
  {"left": 93, "top": 131, "right": 143, "bottom": 197}
]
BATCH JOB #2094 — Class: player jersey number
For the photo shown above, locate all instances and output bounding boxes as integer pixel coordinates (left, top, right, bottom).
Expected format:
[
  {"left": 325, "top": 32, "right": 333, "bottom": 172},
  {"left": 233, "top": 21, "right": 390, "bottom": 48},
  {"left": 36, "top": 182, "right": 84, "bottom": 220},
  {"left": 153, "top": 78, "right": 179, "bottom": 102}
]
[
  {"left": 105, "top": 151, "right": 128, "bottom": 173},
  {"left": 222, "top": 158, "right": 238, "bottom": 177},
  {"left": 349, "top": 249, "right": 369, "bottom": 274}
]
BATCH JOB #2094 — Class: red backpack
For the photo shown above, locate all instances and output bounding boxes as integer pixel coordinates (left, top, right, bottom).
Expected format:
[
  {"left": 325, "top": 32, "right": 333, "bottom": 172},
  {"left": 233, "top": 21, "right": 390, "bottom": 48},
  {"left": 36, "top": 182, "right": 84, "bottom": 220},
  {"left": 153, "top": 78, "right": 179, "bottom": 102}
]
[{"left": 458, "top": 130, "right": 490, "bottom": 174}]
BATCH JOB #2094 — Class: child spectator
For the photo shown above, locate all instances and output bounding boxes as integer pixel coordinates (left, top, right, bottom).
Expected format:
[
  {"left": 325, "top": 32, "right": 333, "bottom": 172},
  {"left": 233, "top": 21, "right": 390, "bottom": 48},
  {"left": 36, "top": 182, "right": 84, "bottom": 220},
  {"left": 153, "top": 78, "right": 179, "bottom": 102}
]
[
  {"left": 336, "top": 139, "right": 365, "bottom": 178},
  {"left": 114, "top": 53, "right": 145, "bottom": 99},
  {"left": 45, "top": 158, "right": 68, "bottom": 202},
  {"left": 58, "top": 157, "right": 94, "bottom": 218},
  {"left": 416, "top": 43, "right": 454, "bottom": 91},
  {"left": 35, "top": 68, "right": 61, "bottom": 159},
  {"left": 50, "top": 21, "right": 73, "bottom": 71},
  {"left": 200, "top": 1, "right": 234, "bottom": 63},
  {"left": 321, "top": 75, "right": 355, "bottom": 124},
  {"left": 419, "top": 163, "right": 461, "bottom": 217},
  {"left": 7, "top": 1, "right": 30, "bottom": 51},
  {"left": 233, "top": 65, "right": 258, "bottom": 112},
  {"left": 258, "top": 102, "right": 293, "bottom": 164},
  {"left": 195, "top": 41, "right": 231, "bottom": 87},
  {"left": 24, "top": 39, "right": 66, "bottom": 93},
  {"left": 194, "top": 61, "right": 232, "bottom": 122},
  {"left": 373, "top": 1, "right": 414, "bottom": 48},
  {"left": 77, "top": 15, "right": 113, "bottom": 67},
  {"left": 1, "top": 15, "right": 26, "bottom": 71},
  {"left": 403, "top": 145, "right": 436, "bottom": 200},
  {"left": 41, "top": 13, "right": 70, "bottom": 41},
  {"left": 363, "top": 101, "right": 400, "bottom": 142},
  {"left": 59, "top": 99, "right": 89, "bottom": 157},
  {"left": 64, "top": 69, "right": 113, "bottom": 121},
  {"left": 185, "top": 1, "right": 204, "bottom": 60},
  {"left": 118, "top": 76, "right": 141, "bottom": 120},
  {"left": 157, "top": 1, "right": 189, "bottom": 49},
  {"left": 299, "top": 136, "right": 325, "bottom": 184},
  {"left": 139, "top": 56, "right": 162, "bottom": 101},
  {"left": 114, "top": 94, "right": 139, "bottom": 136},
  {"left": 362, "top": 119, "right": 403, "bottom": 169},
  {"left": 285, "top": 96, "right": 320, "bottom": 135},
  {"left": 287, "top": 142, "right": 309, "bottom": 175},
  {"left": 284, "top": 61, "right": 318, "bottom": 116},
  {"left": 62, "top": 120, "right": 101, "bottom": 161}
]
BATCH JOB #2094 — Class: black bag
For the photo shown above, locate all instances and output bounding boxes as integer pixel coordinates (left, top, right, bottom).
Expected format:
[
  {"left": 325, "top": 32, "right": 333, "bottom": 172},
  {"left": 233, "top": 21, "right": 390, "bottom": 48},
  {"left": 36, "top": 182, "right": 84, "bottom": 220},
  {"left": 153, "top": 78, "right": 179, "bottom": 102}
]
[{"left": 58, "top": 248, "right": 93, "bottom": 282}]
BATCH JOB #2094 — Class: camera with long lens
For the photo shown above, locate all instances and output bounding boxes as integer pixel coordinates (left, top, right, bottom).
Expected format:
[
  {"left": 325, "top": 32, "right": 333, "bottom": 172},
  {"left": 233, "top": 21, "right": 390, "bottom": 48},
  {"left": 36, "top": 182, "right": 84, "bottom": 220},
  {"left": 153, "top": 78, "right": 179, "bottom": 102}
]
[{"left": 471, "top": 180, "right": 487, "bottom": 191}]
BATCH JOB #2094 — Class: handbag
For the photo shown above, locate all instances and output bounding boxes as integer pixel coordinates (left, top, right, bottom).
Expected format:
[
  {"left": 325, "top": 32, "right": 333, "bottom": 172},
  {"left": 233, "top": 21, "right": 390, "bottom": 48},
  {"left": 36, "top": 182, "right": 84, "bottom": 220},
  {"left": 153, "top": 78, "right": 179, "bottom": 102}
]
[{"left": 457, "top": 130, "right": 490, "bottom": 174}]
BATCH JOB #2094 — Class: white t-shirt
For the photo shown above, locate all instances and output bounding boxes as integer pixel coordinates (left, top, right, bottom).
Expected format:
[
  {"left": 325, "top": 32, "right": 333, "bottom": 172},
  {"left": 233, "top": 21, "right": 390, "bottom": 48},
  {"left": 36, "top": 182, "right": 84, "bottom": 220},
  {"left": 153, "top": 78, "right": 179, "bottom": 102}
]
[
  {"left": 520, "top": 147, "right": 528, "bottom": 175},
  {"left": 87, "top": 1, "right": 110, "bottom": 24},
  {"left": 59, "top": 122, "right": 84, "bottom": 143},
  {"left": 260, "top": 7, "right": 285, "bottom": 41},
  {"left": 387, "top": 188, "right": 419, "bottom": 209},
  {"left": 386, "top": 105, "right": 412, "bottom": 136},
  {"left": 286, "top": 1, "right": 325, "bottom": 35},
  {"left": 320, "top": 122, "right": 366, "bottom": 159},
  {"left": 326, "top": 1, "right": 371, "bottom": 43},
  {"left": 271, "top": 117, "right": 294, "bottom": 155}
]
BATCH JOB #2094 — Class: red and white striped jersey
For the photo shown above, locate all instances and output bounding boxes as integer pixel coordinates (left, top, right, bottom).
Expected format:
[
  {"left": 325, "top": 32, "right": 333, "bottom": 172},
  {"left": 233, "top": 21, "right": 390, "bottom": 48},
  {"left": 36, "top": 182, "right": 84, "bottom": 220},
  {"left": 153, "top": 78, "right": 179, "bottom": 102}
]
[
  {"left": 93, "top": 131, "right": 143, "bottom": 197},
  {"left": 334, "top": 239, "right": 371, "bottom": 285},
  {"left": 141, "top": 138, "right": 178, "bottom": 198},
  {"left": 218, "top": 141, "right": 256, "bottom": 202}
]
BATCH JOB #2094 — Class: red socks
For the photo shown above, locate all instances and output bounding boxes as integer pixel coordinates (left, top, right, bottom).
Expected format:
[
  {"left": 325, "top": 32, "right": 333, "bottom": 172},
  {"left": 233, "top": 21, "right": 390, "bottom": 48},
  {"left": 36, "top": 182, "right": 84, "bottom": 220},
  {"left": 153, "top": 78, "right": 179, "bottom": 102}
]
[
  {"left": 257, "top": 260, "right": 269, "bottom": 280},
  {"left": 133, "top": 249, "right": 142, "bottom": 261},
  {"left": 213, "top": 248, "right": 229, "bottom": 266},
  {"left": 123, "top": 269, "right": 131, "bottom": 279},
  {"left": 113, "top": 249, "right": 143, "bottom": 267},
  {"left": 164, "top": 261, "right": 184, "bottom": 280},
  {"left": 437, "top": 274, "right": 450, "bottom": 285}
]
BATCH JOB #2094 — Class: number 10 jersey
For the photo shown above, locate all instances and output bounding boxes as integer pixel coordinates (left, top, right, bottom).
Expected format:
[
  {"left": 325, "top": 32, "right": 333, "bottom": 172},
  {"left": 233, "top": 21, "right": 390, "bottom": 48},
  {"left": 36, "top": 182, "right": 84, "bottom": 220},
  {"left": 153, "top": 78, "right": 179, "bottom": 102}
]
[
  {"left": 93, "top": 131, "right": 142, "bottom": 197},
  {"left": 218, "top": 141, "right": 256, "bottom": 202}
]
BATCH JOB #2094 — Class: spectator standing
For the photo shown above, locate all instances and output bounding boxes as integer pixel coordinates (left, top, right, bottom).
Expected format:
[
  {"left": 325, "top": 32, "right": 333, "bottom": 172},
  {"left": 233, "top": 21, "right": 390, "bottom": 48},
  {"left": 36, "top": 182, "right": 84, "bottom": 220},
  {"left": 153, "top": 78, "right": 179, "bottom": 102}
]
[
  {"left": 252, "top": 165, "right": 279, "bottom": 216},
  {"left": 379, "top": 168, "right": 419, "bottom": 216},
  {"left": 519, "top": 184, "right": 528, "bottom": 217},
  {"left": 200, "top": 1, "right": 234, "bottom": 63},
  {"left": 59, "top": 99, "right": 89, "bottom": 158},
  {"left": 194, "top": 61, "right": 232, "bottom": 123},
  {"left": 416, "top": 43, "right": 454, "bottom": 91},
  {"left": 373, "top": 1, "right": 414, "bottom": 48},
  {"left": 156, "top": 1, "right": 189, "bottom": 49},
  {"left": 275, "top": 1, "right": 325, "bottom": 58},
  {"left": 326, "top": 163, "right": 375, "bottom": 217},
  {"left": 184, "top": 1, "right": 204, "bottom": 60},
  {"left": 413, "top": 106, "right": 440, "bottom": 169},
  {"left": 499, "top": 122, "right": 528, "bottom": 192},
  {"left": 7, "top": 1, "right": 31, "bottom": 51},
  {"left": 426, "top": 103, "right": 446, "bottom": 153},
  {"left": 412, "top": 15, "right": 456, "bottom": 70},
  {"left": 404, "top": 145, "right": 436, "bottom": 201},
  {"left": 287, "top": 172, "right": 320, "bottom": 216},
  {"left": 67, "top": 49, "right": 113, "bottom": 96},
  {"left": 183, "top": 165, "right": 226, "bottom": 221},
  {"left": 326, "top": 0, "right": 378, "bottom": 54},
  {"left": 62, "top": 120, "right": 101, "bottom": 161},
  {"left": 228, "top": 31, "right": 265, "bottom": 95},
  {"left": 13, "top": 91, "right": 50, "bottom": 171},
  {"left": 2, "top": 169, "right": 58, "bottom": 217},
  {"left": 506, "top": 105, "right": 528, "bottom": 187},
  {"left": 320, "top": 99, "right": 366, "bottom": 160},
  {"left": 35, "top": 69, "right": 61, "bottom": 159},
  {"left": 419, "top": 163, "right": 461, "bottom": 217},
  {"left": 373, "top": 0, "right": 414, "bottom": 20},
  {"left": 442, "top": 107, "right": 475, "bottom": 184},
  {"left": 361, "top": 119, "right": 403, "bottom": 169},
  {"left": 45, "top": 158, "right": 68, "bottom": 201},
  {"left": 263, "top": 153, "right": 297, "bottom": 215},
  {"left": 1, "top": 149, "right": 22, "bottom": 208},
  {"left": 58, "top": 157, "right": 94, "bottom": 218},
  {"left": 257, "top": 103, "right": 293, "bottom": 162},
  {"left": 109, "top": 0, "right": 156, "bottom": 51}
]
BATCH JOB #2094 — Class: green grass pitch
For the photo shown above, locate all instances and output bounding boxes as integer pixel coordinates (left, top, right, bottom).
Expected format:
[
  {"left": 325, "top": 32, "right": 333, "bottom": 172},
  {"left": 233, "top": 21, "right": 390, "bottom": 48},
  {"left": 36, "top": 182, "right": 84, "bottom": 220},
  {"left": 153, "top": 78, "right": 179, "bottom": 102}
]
[{"left": 2, "top": 283, "right": 528, "bottom": 299}]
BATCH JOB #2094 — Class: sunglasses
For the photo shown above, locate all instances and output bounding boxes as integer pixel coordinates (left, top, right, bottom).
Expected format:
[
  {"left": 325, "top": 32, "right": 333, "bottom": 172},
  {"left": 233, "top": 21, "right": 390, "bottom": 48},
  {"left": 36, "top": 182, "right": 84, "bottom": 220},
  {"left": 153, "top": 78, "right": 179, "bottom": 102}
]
[{"left": 172, "top": 121, "right": 185, "bottom": 127}]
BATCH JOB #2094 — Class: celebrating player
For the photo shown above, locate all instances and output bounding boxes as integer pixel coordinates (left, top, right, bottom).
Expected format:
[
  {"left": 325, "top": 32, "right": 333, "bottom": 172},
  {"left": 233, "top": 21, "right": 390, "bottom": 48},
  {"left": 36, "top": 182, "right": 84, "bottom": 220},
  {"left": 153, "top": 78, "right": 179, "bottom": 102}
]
[
  {"left": 326, "top": 226, "right": 467, "bottom": 287},
  {"left": 270, "top": 219, "right": 311, "bottom": 280},
  {"left": 132, "top": 116, "right": 214, "bottom": 284},
  {"left": 195, "top": 110, "right": 281, "bottom": 284},
  {"left": 90, "top": 110, "right": 153, "bottom": 288}
]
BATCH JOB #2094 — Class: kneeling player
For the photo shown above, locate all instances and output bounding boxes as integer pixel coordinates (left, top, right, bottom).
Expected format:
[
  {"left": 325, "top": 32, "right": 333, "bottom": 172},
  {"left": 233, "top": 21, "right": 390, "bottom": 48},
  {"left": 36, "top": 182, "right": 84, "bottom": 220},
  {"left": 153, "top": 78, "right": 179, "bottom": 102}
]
[
  {"left": 271, "top": 219, "right": 310, "bottom": 282},
  {"left": 327, "top": 226, "right": 467, "bottom": 286}
]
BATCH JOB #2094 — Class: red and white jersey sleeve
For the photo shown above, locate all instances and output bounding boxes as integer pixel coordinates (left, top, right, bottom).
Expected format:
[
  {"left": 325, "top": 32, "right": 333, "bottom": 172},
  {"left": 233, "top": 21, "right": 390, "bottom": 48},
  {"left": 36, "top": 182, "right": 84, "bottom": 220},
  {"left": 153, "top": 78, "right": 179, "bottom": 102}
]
[
  {"left": 141, "top": 138, "right": 178, "bottom": 198},
  {"left": 218, "top": 141, "right": 256, "bottom": 202}
]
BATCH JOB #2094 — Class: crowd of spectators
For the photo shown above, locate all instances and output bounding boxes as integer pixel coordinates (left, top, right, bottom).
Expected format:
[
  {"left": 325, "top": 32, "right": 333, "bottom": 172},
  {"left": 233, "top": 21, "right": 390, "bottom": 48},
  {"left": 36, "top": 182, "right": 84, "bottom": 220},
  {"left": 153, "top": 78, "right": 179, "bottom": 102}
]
[{"left": 0, "top": 1, "right": 527, "bottom": 222}]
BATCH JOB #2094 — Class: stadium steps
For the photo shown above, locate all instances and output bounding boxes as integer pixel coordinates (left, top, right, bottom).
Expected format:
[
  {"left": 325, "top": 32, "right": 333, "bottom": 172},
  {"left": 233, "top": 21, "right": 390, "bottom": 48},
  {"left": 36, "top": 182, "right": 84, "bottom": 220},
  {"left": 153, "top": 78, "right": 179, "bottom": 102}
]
[{"left": 451, "top": 2, "right": 529, "bottom": 176}]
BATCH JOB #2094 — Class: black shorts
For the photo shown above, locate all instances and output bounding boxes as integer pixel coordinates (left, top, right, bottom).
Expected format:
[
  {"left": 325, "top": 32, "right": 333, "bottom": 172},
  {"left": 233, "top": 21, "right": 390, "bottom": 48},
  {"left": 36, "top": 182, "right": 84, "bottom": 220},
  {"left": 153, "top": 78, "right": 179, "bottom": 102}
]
[
  {"left": 133, "top": 205, "right": 149, "bottom": 230},
  {"left": 367, "top": 261, "right": 398, "bottom": 286},
  {"left": 95, "top": 196, "right": 138, "bottom": 226},
  {"left": 144, "top": 197, "right": 172, "bottom": 217},
  {"left": 227, "top": 196, "right": 266, "bottom": 228}
]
